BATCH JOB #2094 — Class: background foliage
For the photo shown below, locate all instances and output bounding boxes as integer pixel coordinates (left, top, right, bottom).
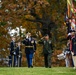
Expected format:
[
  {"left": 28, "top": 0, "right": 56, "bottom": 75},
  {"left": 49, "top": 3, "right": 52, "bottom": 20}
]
[{"left": 0, "top": 0, "right": 67, "bottom": 66}]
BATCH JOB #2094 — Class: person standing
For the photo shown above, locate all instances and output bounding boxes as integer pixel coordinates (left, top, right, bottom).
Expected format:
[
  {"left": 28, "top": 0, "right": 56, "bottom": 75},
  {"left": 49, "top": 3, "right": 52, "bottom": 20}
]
[
  {"left": 16, "top": 42, "right": 22, "bottom": 67},
  {"left": 66, "top": 18, "right": 71, "bottom": 34},
  {"left": 71, "top": 32, "right": 76, "bottom": 69},
  {"left": 23, "top": 33, "right": 36, "bottom": 68},
  {"left": 10, "top": 37, "right": 16, "bottom": 67},
  {"left": 66, "top": 40, "right": 73, "bottom": 67},
  {"left": 39, "top": 34, "right": 53, "bottom": 68}
]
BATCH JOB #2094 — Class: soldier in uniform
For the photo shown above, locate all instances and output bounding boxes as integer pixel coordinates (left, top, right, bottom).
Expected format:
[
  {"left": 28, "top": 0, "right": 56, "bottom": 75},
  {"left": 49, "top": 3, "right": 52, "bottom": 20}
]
[
  {"left": 39, "top": 34, "right": 53, "bottom": 68},
  {"left": 10, "top": 37, "right": 16, "bottom": 67},
  {"left": 16, "top": 42, "right": 22, "bottom": 67},
  {"left": 23, "top": 33, "right": 36, "bottom": 68}
]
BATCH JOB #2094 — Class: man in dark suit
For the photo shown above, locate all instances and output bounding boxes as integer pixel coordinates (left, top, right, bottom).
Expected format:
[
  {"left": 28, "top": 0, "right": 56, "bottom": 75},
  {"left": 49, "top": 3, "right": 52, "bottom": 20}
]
[
  {"left": 39, "top": 34, "right": 53, "bottom": 68},
  {"left": 10, "top": 37, "right": 16, "bottom": 67},
  {"left": 16, "top": 42, "right": 22, "bottom": 67},
  {"left": 23, "top": 33, "right": 36, "bottom": 68}
]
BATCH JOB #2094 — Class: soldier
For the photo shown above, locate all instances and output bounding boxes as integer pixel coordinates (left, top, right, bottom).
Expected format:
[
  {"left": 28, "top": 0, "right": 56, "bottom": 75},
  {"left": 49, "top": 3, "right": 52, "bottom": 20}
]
[
  {"left": 16, "top": 42, "right": 22, "bottom": 67},
  {"left": 23, "top": 33, "right": 36, "bottom": 68},
  {"left": 39, "top": 34, "right": 53, "bottom": 68},
  {"left": 10, "top": 37, "right": 16, "bottom": 67}
]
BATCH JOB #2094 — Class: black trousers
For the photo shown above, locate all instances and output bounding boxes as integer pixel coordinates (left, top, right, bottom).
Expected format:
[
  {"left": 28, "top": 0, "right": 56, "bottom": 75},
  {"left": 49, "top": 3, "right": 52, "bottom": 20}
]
[{"left": 44, "top": 54, "right": 51, "bottom": 67}]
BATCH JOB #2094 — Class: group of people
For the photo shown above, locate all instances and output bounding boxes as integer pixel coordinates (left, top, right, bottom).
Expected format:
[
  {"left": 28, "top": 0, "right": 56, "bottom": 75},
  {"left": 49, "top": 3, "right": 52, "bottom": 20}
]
[
  {"left": 9, "top": 33, "right": 53, "bottom": 68},
  {"left": 9, "top": 38, "right": 22, "bottom": 67},
  {"left": 65, "top": 16, "right": 76, "bottom": 69},
  {"left": 9, "top": 16, "right": 76, "bottom": 69}
]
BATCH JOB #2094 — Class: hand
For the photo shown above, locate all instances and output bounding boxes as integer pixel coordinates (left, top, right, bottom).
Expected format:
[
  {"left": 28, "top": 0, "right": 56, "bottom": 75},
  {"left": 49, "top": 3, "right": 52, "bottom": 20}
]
[
  {"left": 71, "top": 52, "right": 74, "bottom": 55},
  {"left": 41, "top": 37, "right": 45, "bottom": 40},
  {"left": 31, "top": 40, "right": 34, "bottom": 43}
]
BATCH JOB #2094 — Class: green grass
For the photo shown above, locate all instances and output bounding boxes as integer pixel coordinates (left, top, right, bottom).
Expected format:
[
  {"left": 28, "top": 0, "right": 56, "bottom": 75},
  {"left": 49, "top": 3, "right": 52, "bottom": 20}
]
[{"left": 0, "top": 67, "right": 76, "bottom": 75}]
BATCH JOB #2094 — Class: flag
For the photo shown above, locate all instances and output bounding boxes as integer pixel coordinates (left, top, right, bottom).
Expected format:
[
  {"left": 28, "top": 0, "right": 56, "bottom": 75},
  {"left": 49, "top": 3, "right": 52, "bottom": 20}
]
[
  {"left": 67, "top": 0, "right": 72, "bottom": 17},
  {"left": 67, "top": 0, "right": 76, "bottom": 17}
]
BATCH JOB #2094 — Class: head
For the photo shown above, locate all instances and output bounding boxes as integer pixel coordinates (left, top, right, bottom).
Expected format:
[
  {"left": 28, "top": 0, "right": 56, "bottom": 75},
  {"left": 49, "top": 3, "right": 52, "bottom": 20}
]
[
  {"left": 72, "top": 18, "right": 75, "bottom": 23},
  {"left": 17, "top": 42, "right": 21, "bottom": 46},
  {"left": 68, "top": 18, "right": 72, "bottom": 23},
  {"left": 71, "top": 32, "right": 75, "bottom": 37},
  {"left": 44, "top": 34, "right": 49, "bottom": 40},
  {"left": 12, "top": 37, "right": 15, "bottom": 41},
  {"left": 27, "top": 33, "right": 31, "bottom": 38}
]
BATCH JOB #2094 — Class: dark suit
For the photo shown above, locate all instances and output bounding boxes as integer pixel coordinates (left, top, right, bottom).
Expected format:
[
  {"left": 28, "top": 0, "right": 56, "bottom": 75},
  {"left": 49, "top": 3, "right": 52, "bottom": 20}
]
[
  {"left": 16, "top": 46, "right": 22, "bottom": 67},
  {"left": 23, "top": 37, "right": 36, "bottom": 67},
  {"left": 10, "top": 41, "right": 16, "bottom": 55},
  {"left": 10, "top": 41, "right": 16, "bottom": 67}
]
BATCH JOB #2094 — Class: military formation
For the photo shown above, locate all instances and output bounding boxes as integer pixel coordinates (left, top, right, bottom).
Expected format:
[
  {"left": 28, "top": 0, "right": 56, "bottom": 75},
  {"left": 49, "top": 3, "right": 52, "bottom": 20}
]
[
  {"left": 9, "top": 38, "right": 22, "bottom": 67},
  {"left": 9, "top": 33, "right": 53, "bottom": 68}
]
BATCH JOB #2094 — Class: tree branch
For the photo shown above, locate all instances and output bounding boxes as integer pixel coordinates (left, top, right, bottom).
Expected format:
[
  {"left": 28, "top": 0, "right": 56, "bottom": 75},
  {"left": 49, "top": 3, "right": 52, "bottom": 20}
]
[{"left": 26, "top": 18, "right": 44, "bottom": 24}]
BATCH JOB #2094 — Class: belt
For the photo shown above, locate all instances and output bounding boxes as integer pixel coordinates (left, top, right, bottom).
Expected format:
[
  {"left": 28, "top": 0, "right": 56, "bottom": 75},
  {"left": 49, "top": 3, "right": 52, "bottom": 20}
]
[
  {"left": 25, "top": 46, "right": 34, "bottom": 48},
  {"left": 19, "top": 51, "right": 22, "bottom": 53}
]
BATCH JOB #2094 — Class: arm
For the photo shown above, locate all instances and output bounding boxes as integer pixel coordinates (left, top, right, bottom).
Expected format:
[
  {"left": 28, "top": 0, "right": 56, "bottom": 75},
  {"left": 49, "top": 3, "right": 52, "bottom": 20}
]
[
  {"left": 51, "top": 43, "right": 53, "bottom": 50},
  {"left": 22, "top": 39, "right": 27, "bottom": 45},
  {"left": 38, "top": 38, "right": 44, "bottom": 44},
  {"left": 50, "top": 43, "right": 54, "bottom": 53},
  {"left": 10, "top": 42, "right": 15, "bottom": 55},
  {"left": 34, "top": 40, "right": 36, "bottom": 52},
  {"left": 10, "top": 42, "right": 14, "bottom": 51},
  {"left": 16, "top": 47, "right": 19, "bottom": 56}
]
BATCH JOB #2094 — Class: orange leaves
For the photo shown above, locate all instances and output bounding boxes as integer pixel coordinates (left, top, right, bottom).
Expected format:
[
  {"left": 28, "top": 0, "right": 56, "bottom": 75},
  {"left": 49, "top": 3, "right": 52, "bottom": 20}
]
[
  {"left": 25, "top": 15, "right": 35, "bottom": 19},
  {"left": 0, "top": 27, "right": 7, "bottom": 35}
]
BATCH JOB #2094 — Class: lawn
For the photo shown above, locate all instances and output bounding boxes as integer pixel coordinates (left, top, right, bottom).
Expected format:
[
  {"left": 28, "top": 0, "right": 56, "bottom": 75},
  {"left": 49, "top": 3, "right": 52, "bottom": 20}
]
[{"left": 0, "top": 67, "right": 76, "bottom": 75}]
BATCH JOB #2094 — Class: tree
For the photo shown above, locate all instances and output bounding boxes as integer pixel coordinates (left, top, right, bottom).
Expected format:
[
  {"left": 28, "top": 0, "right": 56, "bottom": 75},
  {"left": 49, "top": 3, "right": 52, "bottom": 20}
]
[
  {"left": 24, "top": 0, "right": 67, "bottom": 37},
  {"left": 0, "top": 0, "right": 67, "bottom": 66},
  {"left": 24, "top": 0, "right": 67, "bottom": 49},
  {"left": 0, "top": 0, "right": 67, "bottom": 37}
]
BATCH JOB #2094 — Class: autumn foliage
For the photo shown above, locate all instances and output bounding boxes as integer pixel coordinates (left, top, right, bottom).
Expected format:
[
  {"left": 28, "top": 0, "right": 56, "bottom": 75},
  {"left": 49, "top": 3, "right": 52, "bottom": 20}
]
[{"left": 0, "top": 0, "right": 67, "bottom": 66}]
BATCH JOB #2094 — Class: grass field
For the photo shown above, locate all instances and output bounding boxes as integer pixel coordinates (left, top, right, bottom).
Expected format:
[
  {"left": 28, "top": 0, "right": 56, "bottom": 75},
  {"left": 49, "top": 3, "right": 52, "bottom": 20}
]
[{"left": 0, "top": 67, "right": 76, "bottom": 75}]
